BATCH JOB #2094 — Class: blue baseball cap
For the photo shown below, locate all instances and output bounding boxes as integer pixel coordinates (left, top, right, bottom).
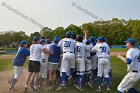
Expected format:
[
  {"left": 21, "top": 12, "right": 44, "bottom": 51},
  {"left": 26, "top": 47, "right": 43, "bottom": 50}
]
[
  {"left": 89, "top": 36, "right": 96, "bottom": 42},
  {"left": 66, "top": 31, "right": 73, "bottom": 37},
  {"left": 53, "top": 38, "right": 60, "bottom": 43},
  {"left": 54, "top": 35, "right": 59, "bottom": 38},
  {"left": 46, "top": 39, "right": 51, "bottom": 44},
  {"left": 20, "top": 40, "right": 28, "bottom": 45},
  {"left": 33, "top": 36, "right": 40, "bottom": 41},
  {"left": 85, "top": 39, "right": 91, "bottom": 45},
  {"left": 40, "top": 39, "right": 46, "bottom": 44},
  {"left": 124, "top": 38, "right": 136, "bottom": 45},
  {"left": 97, "top": 36, "right": 104, "bottom": 42}
]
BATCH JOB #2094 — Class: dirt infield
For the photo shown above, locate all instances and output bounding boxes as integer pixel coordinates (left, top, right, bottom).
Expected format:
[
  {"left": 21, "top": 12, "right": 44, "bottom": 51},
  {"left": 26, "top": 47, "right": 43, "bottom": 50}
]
[
  {"left": 110, "top": 52, "right": 126, "bottom": 56},
  {"left": 0, "top": 55, "right": 15, "bottom": 59},
  {"left": 0, "top": 69, "right": 28, "bottom": 93}
]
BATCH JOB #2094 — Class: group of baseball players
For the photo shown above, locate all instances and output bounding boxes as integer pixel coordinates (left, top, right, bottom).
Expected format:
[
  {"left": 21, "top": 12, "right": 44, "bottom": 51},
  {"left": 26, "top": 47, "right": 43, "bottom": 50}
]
[{"left": 8, "top": 30, "right": 140, "bottom": 93}]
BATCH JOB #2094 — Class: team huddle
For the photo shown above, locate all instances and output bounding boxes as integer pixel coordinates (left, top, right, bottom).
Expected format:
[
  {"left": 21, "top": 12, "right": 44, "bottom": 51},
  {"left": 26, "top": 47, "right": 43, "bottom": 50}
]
[{"left": 8, "top": 31, "right": 140, "bottom": 93}]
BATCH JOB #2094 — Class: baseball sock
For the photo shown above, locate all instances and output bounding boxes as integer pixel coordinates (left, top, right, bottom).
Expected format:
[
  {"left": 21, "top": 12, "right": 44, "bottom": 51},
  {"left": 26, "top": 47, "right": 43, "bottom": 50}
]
[
  {"left": 97, "top": 76, "right": 103, "bottom": 87},
  {"left": 79, "top": 75, "right": 84, "bottom": 88},
  {"left": 70, "top": 68, "right": 74, "bottom": 78},
  {"left": 39, "top": 78, "right": 45, "bottom": 88},
  {"left": 105, "top": 77, "right": 110, "bottom": 86},
  {"left": 10, "top": 78, "right": 17, "bottom": 89},
  {"left": 118, "top": 90, "right": 123, "bottom": 93},
  {"left": 61, "top": 72, "right": 66, "bottom": 85},
  {"left": 128, "top": 88, "right": 140, "bottom": 93}
]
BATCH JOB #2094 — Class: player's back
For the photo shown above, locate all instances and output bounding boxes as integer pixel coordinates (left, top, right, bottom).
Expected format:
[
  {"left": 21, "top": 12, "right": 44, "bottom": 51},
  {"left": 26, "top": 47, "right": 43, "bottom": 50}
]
[
  {"left": 42, "top": 44, "right": 50, "bottom": 60},
  {"left": 75, "top": 42, "right": 86, "bottom": 57},
  {"left": 58, "top": 38, "right": 76, "bottom": 52},
  {"left": 86, "top": 44, "right": 93, "bottom": 58},
  {"left": 95, "top": 42, "right": 110, "bottom": 58},
  {"left": 29, "top": 44, "right": 44, "bottom": 61}
]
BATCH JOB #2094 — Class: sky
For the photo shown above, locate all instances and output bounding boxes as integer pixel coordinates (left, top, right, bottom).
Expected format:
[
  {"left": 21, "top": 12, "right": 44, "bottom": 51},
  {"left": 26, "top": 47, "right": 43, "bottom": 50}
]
[{"left": 0, "top": 0, "right": 140, "bottom": 35}]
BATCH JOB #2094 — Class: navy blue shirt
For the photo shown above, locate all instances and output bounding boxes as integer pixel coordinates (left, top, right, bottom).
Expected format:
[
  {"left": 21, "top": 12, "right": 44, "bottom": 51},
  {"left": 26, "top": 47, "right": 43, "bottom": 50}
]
[
  {"left": 48, "top": 43, "right": 61, "bottom": 63},
  {"left": 13, "top": 47, "right": 30, "bottom": 66}
]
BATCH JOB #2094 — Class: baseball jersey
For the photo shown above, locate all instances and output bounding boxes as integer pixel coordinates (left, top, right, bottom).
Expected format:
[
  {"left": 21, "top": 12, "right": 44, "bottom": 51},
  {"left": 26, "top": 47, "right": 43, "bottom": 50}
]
[
  {"left": 58, "top": 38, "right": 76, "bottom": 52},
  {"left": 91, "top": 42, "right": 110, "bottom": 58},
  {"left": 42, "top": 44, "right": 50, "bottom": 62},
  {"left": 29, "top": 44, "right": 45, "bottom": 62},
  {"left": 85, "top": 44, "right": 93, "bottom": 58},
  {"left": 75, "top": 42, "right": 86, "bottom": 57},
  {"left": 48, "top": 43, "right": 61, "bottom": 64},
  {"left": 13, "top": 47, "right": 30, "bottom": 66},
  {"left": 126, "top": 48, "right": 140, "bottom": 72}
]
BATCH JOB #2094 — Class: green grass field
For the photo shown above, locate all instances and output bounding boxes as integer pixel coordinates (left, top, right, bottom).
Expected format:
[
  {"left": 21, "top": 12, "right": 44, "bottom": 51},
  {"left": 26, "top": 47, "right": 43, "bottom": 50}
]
[
  {"left": 0, "top": 56, "right": 140, "bottom": 93},
  {"left": 0, "top": 48, "right": 140, "bottom": 93}
]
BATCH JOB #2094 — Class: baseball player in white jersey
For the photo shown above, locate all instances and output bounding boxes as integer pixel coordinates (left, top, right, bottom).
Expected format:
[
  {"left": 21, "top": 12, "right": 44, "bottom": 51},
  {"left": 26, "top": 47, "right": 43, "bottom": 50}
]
[
  {"left": 91, "top": 36, "right": 111, "bottom": 92},
  {"left": 83, "top": 31, "right": 98, "bottom": 79},
  {"left": 117, "top": 38, "right": 140, "bottom": 93},
  {"left": 24, "top": 36, "right": 52, "bottom": 93},
  {"left": 84, "top": 39, "right": 94, "bottom": 88},
  {"left": 74, "top": 35, "right": 87, "bottom": 91},
  {"left": 57, "top": 31, "right": 76, "bottom": 89},
  {"left": 39, "top": 39, "right": 51, "bottom": 89}
]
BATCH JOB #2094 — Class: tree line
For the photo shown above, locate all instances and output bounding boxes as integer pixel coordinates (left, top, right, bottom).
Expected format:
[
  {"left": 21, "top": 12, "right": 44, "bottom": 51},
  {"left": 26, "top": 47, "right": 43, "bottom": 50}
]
[{"left": 0, "top": 18, "right": 140, "bottom": 47}]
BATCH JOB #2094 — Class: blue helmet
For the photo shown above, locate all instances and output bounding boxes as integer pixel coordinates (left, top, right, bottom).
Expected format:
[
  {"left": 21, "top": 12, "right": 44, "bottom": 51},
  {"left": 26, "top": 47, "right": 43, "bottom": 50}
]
[{"left": 124, "top": 38, "right": 136, "bottom": 45}]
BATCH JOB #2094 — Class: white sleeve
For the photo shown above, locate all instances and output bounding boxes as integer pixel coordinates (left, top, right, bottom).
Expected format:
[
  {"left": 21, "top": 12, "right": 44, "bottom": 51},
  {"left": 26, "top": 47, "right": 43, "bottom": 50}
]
[
  {"left": 57, "top": 40, "right": 62, "bottom": 47},
  {"left": 91, "top": 45, "right": 98, "bottom": 52}
]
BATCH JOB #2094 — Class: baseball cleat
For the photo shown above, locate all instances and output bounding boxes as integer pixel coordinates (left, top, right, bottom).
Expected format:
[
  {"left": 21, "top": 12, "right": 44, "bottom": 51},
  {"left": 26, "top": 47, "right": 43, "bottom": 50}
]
[
  {"left": 24, "top": 87, "right": 28, "bottom": 93},
  {"left": 34, "top": 88, "right": 38, "bottom": 93},
  {"left": 8, "top": 79, "right": 11, "bottom": 84},
  {"left": 30, "top": 82, "right": 36, "bottom": 91},
  {"left": 97, "top": 86, "right": 102, "bottom": 93},
  {"left": 107, "top": 86, "right": 111, "bottom": 93},
  {"left": 56, "top": 86, "right": 63, "bottom": 91}
]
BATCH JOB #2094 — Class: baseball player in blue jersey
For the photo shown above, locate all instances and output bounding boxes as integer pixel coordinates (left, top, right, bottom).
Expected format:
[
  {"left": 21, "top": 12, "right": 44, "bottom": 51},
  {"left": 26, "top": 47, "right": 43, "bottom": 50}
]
[
  {"left": 8, "top": 40, "right": 30, "bottom": 91},
  {"left": 117, "top": 38, "right": 140, "bottom": 93},
  {"left": 91, "top": 36, "right": 111, "bottom": 93},
  {"left": 48, "top": 38, "right": 61, "bottom": 89},
  {"left": 57, "top": 31, "right": 76, "bottom": 90}
]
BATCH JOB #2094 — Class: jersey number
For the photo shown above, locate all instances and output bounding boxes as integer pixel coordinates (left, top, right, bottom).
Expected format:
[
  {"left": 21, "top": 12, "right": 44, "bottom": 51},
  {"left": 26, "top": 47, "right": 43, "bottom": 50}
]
[
  {"left": 100, "top": 46, "right": 106, "bottom": 53},
  {"left": 64, "top": 41, "right": 71, "bottom": 47},
  {"left": 77, "top": 46, "right": 81, "bottom": 52}
]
